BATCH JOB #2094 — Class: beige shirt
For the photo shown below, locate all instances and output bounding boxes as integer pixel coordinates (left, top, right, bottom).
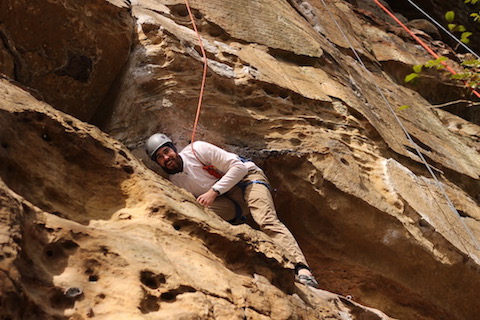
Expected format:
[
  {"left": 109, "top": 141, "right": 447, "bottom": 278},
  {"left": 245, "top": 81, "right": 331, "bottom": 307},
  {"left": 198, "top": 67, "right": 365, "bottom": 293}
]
[{"left": 169, "top": 141, "right": 255, "bottom": 197}]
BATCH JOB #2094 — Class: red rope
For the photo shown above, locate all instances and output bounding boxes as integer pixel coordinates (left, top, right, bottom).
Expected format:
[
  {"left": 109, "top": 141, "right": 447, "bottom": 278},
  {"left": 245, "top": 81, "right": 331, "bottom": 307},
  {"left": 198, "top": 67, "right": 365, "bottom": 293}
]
[
  {"left": 183, "top": 0, "right": 223, "bottom": 179},
  {"left": 373, "top": 0, "right": 480, "bottom": 98},
  {"left": 184, "top": 0, "right": 209, "bottom": 144}
]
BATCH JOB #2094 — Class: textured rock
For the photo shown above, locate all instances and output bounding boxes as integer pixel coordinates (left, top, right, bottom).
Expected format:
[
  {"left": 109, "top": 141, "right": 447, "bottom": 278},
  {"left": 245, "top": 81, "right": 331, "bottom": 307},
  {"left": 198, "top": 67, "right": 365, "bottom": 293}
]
[
  {"left": 1, "top": 0, "right": 480, "bottom": 319},
  {"left": 0, "top": 78, "right": 392, "bottom": 319},
  {"left": 0, "top": 0, "right": 133, "bottom": 121}
]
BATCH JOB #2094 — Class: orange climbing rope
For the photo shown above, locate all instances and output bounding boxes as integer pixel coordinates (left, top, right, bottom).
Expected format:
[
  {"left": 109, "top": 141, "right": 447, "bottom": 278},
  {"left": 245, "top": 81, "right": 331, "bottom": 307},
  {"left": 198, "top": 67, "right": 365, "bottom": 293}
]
[
  {"left": 184, "top": 0, "right": 209, "bottom": 144},
  {"left": 183, "top": 0, "right": 223, "bottom": 179},
  {"left": 373, "top": 0, "right": 480, "bottom": 98}
]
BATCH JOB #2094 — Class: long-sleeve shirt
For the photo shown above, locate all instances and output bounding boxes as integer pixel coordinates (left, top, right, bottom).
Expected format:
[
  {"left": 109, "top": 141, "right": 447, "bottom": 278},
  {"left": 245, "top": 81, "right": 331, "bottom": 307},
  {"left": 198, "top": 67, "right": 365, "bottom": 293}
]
[{"left": 169, "top": 141, "right": 256, "bottom": 197}]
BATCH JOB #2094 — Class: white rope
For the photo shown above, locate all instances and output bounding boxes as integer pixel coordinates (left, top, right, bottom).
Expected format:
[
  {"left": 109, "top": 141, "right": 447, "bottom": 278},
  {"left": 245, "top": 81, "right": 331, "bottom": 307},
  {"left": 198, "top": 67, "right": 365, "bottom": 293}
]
[
  {"left": 318, "top": 0, "right": 480, "bottom": 255},
  {"left": 406, "top": 0, "right": 480, "bottom": 59}
]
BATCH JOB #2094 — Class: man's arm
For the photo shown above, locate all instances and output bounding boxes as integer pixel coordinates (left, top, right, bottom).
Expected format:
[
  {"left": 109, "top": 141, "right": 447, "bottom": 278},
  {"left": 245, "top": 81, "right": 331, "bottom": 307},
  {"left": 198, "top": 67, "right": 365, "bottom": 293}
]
[
  {"left": 197, "top": 188, "right": 220, "bottom": 207},
  {"left": 194, "top": 141, "right": 247, "bottom": 199}
]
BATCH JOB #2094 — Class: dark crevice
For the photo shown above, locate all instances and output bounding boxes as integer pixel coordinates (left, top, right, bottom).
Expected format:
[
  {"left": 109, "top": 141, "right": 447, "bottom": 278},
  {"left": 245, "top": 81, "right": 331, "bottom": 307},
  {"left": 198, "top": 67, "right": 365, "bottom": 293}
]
[
  {"left": 140, "top": 270, "right": 166, "bottom": 289},
  {"left": 0, "top": 25, "right": 22, "bottom": 80},
  {"left": 54, "top": 51, "right": 93, "bottom": 83},
  {"left": 410, "top": 135, "right": 433, "bottom": 153},
  {"left": 268, "top": 48, "right": 320, "bottom": 66},
  {"left": 160, "top": 285, "right": 196, "bottom": 302}
]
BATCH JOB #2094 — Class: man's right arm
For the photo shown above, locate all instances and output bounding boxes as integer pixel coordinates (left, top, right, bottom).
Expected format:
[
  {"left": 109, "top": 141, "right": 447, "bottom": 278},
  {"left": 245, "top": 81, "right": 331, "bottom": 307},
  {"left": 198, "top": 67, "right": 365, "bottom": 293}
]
[{"left": 194, "top": 141, "right": 247, "bottom": 195}]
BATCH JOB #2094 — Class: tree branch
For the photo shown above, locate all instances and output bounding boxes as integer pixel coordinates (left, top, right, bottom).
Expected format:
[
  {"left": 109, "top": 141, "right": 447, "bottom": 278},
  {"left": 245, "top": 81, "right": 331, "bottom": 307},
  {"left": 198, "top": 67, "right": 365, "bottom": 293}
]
[{"left": 428, "top": 99, "right": 480, "bottom": 108}]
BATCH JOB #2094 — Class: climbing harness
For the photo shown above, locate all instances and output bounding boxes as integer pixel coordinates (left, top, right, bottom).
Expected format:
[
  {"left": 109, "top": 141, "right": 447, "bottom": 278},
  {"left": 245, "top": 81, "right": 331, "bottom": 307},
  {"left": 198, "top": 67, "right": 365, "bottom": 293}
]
[
  {"left": 238, "top": 180, "right": 272, "bottom": 192},
  {"left": 318, "top": 0, "right": 480, "bottom": 256},
  {"left": 225, "top": 194, "right": 247, "bottom": 225},
  {"left": 237, "top": 157, "right": 273, "bottom": 191}
]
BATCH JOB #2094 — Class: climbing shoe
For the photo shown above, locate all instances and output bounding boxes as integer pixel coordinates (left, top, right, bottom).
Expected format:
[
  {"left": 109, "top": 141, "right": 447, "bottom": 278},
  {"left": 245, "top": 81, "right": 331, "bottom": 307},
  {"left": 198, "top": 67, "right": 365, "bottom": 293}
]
[{"left": 296, "top": 274, "right": 319, "bottom": 288}]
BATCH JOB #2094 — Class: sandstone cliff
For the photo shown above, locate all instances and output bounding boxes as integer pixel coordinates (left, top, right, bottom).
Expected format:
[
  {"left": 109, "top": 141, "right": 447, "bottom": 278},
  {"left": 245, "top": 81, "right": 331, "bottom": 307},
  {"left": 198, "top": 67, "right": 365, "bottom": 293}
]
[{"left": 1, "top": 0, "right": 480, "bottom": 319}]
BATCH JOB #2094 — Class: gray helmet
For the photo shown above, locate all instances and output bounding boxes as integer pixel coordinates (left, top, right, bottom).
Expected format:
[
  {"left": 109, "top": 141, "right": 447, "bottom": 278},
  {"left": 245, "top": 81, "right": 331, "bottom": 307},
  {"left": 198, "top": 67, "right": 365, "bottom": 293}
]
[{"left": 145, "top": 133, "right": 173, "bottom": 160}]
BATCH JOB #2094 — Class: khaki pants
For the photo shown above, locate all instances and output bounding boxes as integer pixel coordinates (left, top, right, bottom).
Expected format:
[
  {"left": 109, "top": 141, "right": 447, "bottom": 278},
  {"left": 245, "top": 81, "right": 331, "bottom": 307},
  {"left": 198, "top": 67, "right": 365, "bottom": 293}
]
[{"left": 210, "top": 168, "right": 308, "bottom": 266}]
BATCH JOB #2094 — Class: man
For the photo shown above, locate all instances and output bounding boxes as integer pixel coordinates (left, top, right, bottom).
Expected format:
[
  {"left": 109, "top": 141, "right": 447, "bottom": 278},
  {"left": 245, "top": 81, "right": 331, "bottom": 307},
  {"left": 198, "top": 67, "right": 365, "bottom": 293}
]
[{"left": 145, "top": 133, "right": 319, "bottom": 288}]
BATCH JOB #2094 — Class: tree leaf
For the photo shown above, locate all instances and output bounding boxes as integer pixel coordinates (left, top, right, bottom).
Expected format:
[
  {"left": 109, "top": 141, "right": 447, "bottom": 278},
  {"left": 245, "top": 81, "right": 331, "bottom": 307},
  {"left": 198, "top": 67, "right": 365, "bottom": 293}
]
[
  {"left": 448, "top": 23, "right": 457, "bottom": 31},
  {"left": 462, "top": 59, "right": 480, "bottom": 67},
  {"left": 461, "top": 32, "right": 472, "bottom": 43},
  {"left": 404, "top": 73, "right": 419, "bottom": 83},
  {"left": 458, "top": 25, "right": 467, "bottom": 32},
  {"left": 471, "top": 13, "right": 480, "bottom": 22},
  {"left": 413, "top": 64, "right": 423, "bottom": 73},
  {"left": 452, "top": 73, "right": 470, "bottom": 80},
  {"left": 425, "top": 59, "right": 439, "bottom": 68},
  {"left": 398, "top": 105, "right": 410, "bottom": 111},
  {"left": 445, "top": 11, "right": 455, "bottom": 22}
]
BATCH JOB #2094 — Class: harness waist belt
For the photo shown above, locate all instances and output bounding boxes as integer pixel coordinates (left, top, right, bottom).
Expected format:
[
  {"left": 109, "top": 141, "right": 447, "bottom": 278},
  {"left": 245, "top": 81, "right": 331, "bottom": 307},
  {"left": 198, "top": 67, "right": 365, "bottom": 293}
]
[{"left": 238, "top": 180, "right": 271, "bottom": 191}]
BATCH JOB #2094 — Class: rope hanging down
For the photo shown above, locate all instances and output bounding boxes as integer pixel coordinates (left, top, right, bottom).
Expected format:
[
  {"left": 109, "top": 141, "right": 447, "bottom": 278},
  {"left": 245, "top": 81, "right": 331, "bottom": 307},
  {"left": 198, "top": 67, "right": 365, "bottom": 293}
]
[
  {"left": 184, "top": 0, "right": 208, "bottom": 144},
  {"left": 319, "top": 0, "right": 480, "bottom": 255},
  {"left": 183, "top": 0, "right": 223, "bottom": 179},
  {"left": 373, "top": 0, "right": 480, "bottom": 98}
]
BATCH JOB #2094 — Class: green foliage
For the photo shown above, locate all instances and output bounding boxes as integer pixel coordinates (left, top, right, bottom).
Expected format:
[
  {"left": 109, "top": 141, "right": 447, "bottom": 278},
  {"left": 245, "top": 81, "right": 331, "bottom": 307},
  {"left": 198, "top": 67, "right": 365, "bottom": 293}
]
[
  {"left": 424, "top": 56, "right": 448, "bottom": 69},
  {"left": 404, "top": 57, "right": 480, "bottom": 90},
  {"left": 445, "top": 10, "right": 471, "bottom": 43},
  {"left": 445, "top": 11, "right": 455, "bottom": 22},
  {"left": 461, "top": 31, "right": 473, "bottom": 43},
  {"left": 403, "top": 1, "right": 480, "bottom": 103},
  {"left": 465, "top": 0, "right": 480, "bottom": 24},
  {"left": 398, "top": 105, "right": 410, "bottom": 111},
  {"left": 462, "top": 59, "right": 480, "bottom": 67},
  {"left": 404, "top": 73, "right": 419, "bottom": 83},
  {"left": 413, "top": 64, "right": 423, "bottom": 73},
  {"left": 471, "top": 12, "right": 480, "bottom": 22}
]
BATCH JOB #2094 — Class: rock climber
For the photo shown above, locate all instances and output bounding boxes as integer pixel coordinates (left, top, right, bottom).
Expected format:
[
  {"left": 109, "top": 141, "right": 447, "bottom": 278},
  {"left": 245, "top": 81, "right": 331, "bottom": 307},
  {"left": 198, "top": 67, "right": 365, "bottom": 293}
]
[{"left": 145, "top": 133, "right": 319, "bottom": 288}]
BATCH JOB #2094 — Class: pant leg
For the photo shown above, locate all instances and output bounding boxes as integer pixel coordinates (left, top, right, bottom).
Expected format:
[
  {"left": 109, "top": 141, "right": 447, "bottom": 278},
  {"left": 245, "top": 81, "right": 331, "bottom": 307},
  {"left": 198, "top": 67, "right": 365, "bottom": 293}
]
[
  {"left": 242, "top": 168, "right": 309, "bottom": 266},
  {"left": 209, "top": 196, "right": 236, "bottom": 221},
  {"left": 209, "top": 185, "right": 249, "bottom": 222}
]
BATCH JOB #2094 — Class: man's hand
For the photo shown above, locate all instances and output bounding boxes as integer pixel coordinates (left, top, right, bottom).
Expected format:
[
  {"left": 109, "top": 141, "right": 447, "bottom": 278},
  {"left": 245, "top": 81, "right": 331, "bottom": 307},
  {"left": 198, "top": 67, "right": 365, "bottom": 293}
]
[{"left": 197, "top": 189, "right": 219, "bottom": 207}]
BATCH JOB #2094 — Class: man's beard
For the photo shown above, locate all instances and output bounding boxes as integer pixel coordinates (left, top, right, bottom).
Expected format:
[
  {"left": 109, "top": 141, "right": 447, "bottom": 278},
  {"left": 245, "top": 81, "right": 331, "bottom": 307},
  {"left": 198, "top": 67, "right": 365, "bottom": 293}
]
[{"left": 161, "top": 156, "right": 183, "bottom": 174}]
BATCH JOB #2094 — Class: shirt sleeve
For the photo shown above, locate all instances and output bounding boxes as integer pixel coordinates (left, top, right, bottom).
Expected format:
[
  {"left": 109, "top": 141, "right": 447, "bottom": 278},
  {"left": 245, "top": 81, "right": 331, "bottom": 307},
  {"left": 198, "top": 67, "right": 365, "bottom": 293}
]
[{"left": 193, "top": 141, "right": 247, "bottom": 194}]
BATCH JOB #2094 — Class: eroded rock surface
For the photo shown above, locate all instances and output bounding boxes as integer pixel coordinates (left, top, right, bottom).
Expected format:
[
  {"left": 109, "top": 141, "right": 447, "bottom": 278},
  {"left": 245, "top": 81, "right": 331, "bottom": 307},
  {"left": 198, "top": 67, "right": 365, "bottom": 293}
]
[
  {"left": 1, "top": 0, "right": 480, "bottom": 319},
  {"left": 0, "top": 78, "right": 393, "bottom": 319},
  {"left": 0, "top": 0, "right": 133, "bottom": 121}
]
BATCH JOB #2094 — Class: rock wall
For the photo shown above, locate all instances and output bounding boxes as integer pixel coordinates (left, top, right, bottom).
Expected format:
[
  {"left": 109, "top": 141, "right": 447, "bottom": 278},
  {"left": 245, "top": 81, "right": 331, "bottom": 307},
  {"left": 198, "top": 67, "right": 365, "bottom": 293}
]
[
  {"left": 1, "top": 0, "right": 480, "bottom": 319},
  {"left": 0, "top": 77, "right": 392, "bottom": 319},
  {"left": 0, "top": 0, "right": 133, "bottom": 121}
]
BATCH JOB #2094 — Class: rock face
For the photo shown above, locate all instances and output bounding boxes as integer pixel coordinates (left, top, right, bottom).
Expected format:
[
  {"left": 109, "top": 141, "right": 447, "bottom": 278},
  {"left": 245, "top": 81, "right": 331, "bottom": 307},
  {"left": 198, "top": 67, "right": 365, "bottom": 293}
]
[
  {"left": 0, "top": 0, "right": 133, "bottom": 121},
  {"left": 1, "top": 0, "right": 480, "bottom": 319},
  {"left": 0, "top": 78, "right": 392, "bottom": 319}
]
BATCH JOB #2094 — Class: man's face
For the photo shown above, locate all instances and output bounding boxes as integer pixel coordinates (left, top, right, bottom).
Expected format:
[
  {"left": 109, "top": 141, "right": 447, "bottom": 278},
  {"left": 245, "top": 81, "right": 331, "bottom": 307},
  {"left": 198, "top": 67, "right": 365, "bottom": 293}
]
[{"left": 155, "top": 145, "right": 183, "bottom": 174}]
